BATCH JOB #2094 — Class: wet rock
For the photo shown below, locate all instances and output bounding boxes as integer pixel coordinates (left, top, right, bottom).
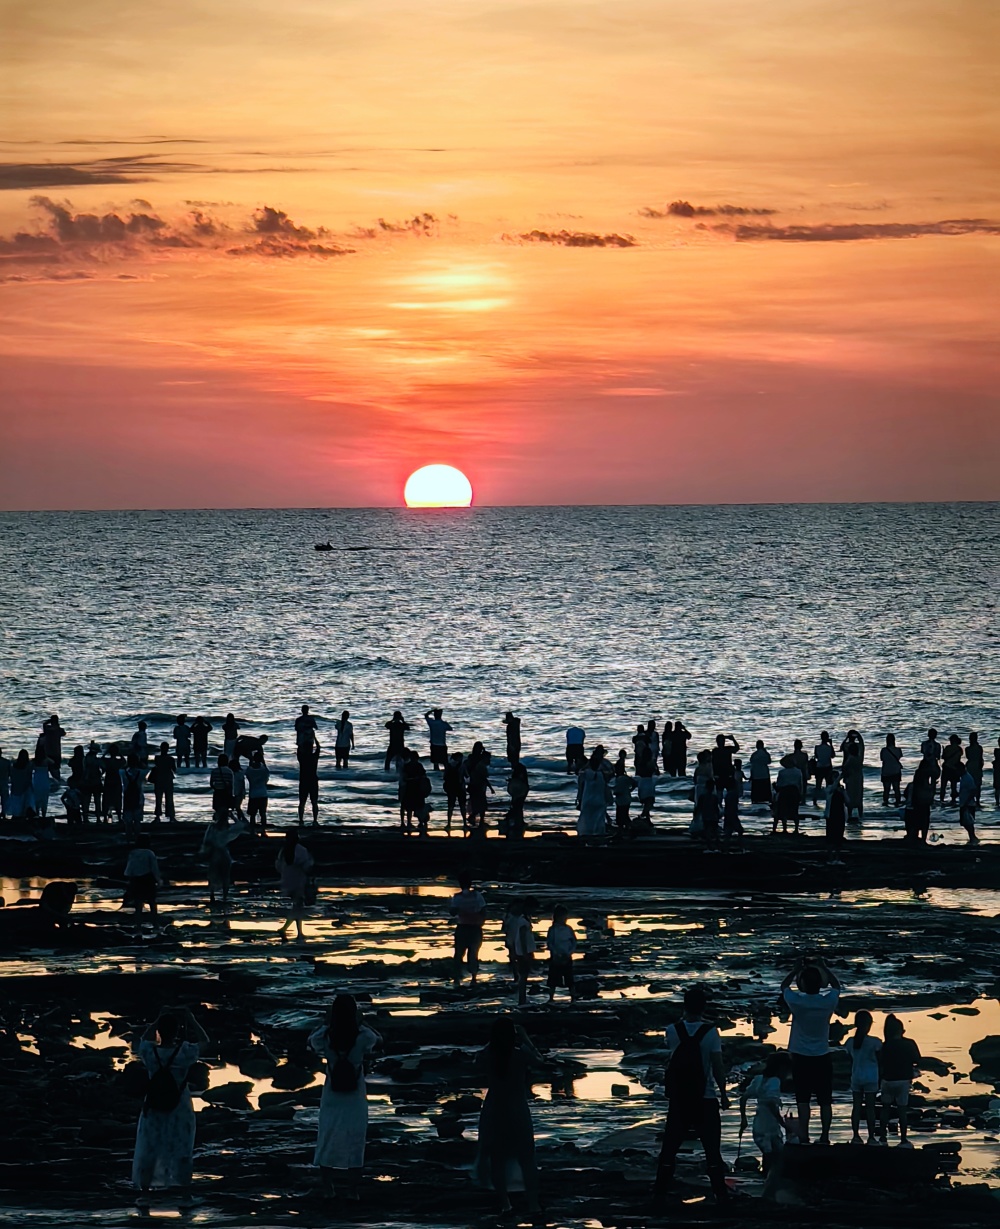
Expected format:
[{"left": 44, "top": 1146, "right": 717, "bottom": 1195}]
[
  {"left": 611, "top": 1084, "right": 630, "bottom": 1097},
  {"left": 435, "top": 1117, "right": 464, "bottom": 1139},
  {"left": 969, "top": 1036, "right": 1000, "bottom": 1073},
  {"left": 237, "top": 1045, "right": 279, "bottom": 1079},
  {"left": 201, "top": 1080, "right": 253, "bottom": 1109},
  {"left": 270, "top": 1062, "right": 314, "bottom": 1090}
]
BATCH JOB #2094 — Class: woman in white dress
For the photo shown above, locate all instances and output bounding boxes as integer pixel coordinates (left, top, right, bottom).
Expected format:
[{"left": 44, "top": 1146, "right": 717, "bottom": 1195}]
[
  {"left": 275, "top": 828, "right": 314, "bottom": 941},
  {"left": 200, "top": 810, "right": 247, "bottom": 911},
  {"left": 132, "top": 1007, "right": 209, "bottom": 1211},
  {"left": 31, "top": 751, "right": 54, "bottom": 817},
  {"left": 309, "top": 994, "right": 382, "bottom": 1201},
  {"left": 575, "top": 748, "right": 609, "bottom": 837}
]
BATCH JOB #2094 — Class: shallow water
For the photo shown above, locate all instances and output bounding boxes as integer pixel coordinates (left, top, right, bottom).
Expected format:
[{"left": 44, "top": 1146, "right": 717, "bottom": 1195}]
[{"left": 2, "top": 504, "right": 999, "bottom": 841}]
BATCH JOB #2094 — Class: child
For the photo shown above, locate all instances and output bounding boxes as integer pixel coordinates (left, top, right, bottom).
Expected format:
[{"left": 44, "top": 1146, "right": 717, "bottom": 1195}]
[
  {"left": 740, "top": 1052, "right": 792, "bottom": 1194},
  {"left": 880, "top": 1014, "right": 921, "bottom": 1147},
  {"left": 723, "top": 760, "right": 745, "bottom": 839},
  {"left": 546, "top": 905, "right": 578, "bottom": 1002},
  {"left": 61, "top": 779, "right": 84, "bottom": 827},
  {"left": 509, "top": 897, "right": 537, "bottom": 1006},
  {"left": 846, "top": 1010, "right": 882, "bottom": 1144}
]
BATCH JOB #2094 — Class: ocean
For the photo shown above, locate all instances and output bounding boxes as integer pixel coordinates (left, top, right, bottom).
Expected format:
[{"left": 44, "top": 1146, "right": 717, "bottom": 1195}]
[{"left": 2, "top": 503, "right": 998, "bottom": 838}]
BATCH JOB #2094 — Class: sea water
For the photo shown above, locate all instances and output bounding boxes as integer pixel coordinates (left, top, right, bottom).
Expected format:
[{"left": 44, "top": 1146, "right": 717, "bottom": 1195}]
[{"left": 1, "top": 503, "right": 997, "bottom": 836}]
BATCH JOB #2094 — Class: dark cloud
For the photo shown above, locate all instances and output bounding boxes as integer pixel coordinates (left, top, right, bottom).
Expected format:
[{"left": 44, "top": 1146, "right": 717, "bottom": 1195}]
[
  {"left": 0, "top": 156, "right": 200, "bottom": 190},
  {"left": 0, "top": 269, "right": 95, "bottom": 284},
  {"left": 724, "top": 218, "right": 1000, "bottom": 242},
  {"left": 509, "top": 229, "right": 637, "bottom": 248},
  {"left": 377, "top": 212, "right": 438, "bottom": 235},
  {"left": 0, "top": 197, "right": 355, "bottom": 267},
  {"left": 640, "top": 200, "right": 777, "bottom": 219}
]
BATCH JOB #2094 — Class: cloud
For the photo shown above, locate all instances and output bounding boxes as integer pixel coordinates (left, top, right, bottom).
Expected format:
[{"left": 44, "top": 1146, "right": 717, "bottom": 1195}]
[
  {"left": 0, "top": 197, "right": 354, "bottom": 267},
  {"left": 377, "top": 212, "right": 439, "bottom": 235},
  {"left": 640, "top": 200, "right": 777, "bottom": 219},
  {"left": 0, "top": 269, "right": 96, "bottom": 284},
  {"left": 0, "top": 156, "right": 201, "bottom": 190},
  {"left": 723, "top": 218, "right": 1000, "bottom": 242},
  {"left": 507, "top": 229, "right": 637, "bottom": 248}
]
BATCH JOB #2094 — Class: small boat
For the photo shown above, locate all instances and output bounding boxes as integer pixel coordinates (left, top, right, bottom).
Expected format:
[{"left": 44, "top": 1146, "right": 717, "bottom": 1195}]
[{"left": 314, "top": 541, "right": 333, "bottom": 551}]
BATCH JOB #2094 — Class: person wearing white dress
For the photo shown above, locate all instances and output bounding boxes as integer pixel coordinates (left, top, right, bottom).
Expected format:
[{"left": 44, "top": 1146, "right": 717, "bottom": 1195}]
[
  {"left": 275, "top": 829, "right": 314, "bottom": 941},
  {"left": 309, "top": 995, "right": 382, "bottom": 1201},
  {"left": 132, "top": 1008, "right": 209, "bottom": 1211},
  {"left": 200, "top": 811, "right": 248, "bottom": 911},
  {"left": 575, "top": 749, "right": 609, "bottom": 837}
]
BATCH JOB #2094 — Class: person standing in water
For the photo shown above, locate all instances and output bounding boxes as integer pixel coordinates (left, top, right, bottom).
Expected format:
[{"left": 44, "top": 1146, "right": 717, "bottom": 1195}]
[
  {"left": 645, "top": 720, "right": 660, "bottom": 773},
  {"left": 565, "top": 725, "right": 586, "bottom": 774},
  {"left": 295, "top": 704, "right": 318, "bottom": 750},
  {"left": 221, "top": 714, "right": 239, "bottom": 761},
  {"left": 671, "top": 720, "right": 692, "bottom": 777},
  {"left": 309, "top": 995, "right": 382, "bottom": 1202},
  {"left": 841, "top": 742, "right": 864, "bottom": 820},
  {"left": 39, "top": 714, "right": 66, "bottom": 776},
  {"left": 711, "top": 733, "right": 740, "bottom": 796},
  {"left": 276, "top": 829, "right": 314, "bottom": 941},
  {"left": 334, "top": 710, "right": 354, "bottom": 770},
  {"left": 297, "top": 737, "right": 321, "bottom": 826},
  {"left": 546, "top": 905, "right": 577, "bottom": 1002},
  {"left": 468, "top": 750, "right": 495, "bottom": 830},
  {"left": 383, "top": 710, "right": 410, "bottom": 772},
  {"left": 503, "top": 711, "right": 522, "bottom": 766},
  {"left": 120, "top": 753, "right": 146, "bottom": 838},
  {"left": 880, "top": 734, "right": 903, "bottom": 806},
  {"left": 748, "top": 741, "right": 773, "bottom": 804},
  {"left": 149, "top": 742, "right": 177, "bottom": 823},
  {"left": 958, "top": 764, "right": 980, "bottom": 844},
  {"left": 940, "top": 734, "right": 964, "bottom": 806},
  {"left": 443, "top": 752, "right": 468, "bottom": 833},
  {"left": 576, "top": 748, "right": 610, "bottom": 836},
  {"left": 449, "top": 870, "right": 487, "bottom": 988},
  {"left": 81, "top": 743, "right": 103, "bottom": 821},
  {"left": 191, "top": 717, "right": 212, "bottom": 770},
  {"left": 812, "top": 731, "right": 835, "bottom": 804},
  {"left": 209, "top": 754, "right": 234, "bottom": 819},
  {"left": 966, "top": 732, "right": 984, "bottom": 805},
  {"left": 246, "top": 749, "right": 270, "bottom": 832},
  {"left": 124, "top": 835, "right": 163, "bottom": 937},
  {"left": 612, "top": 759, "right": 636, "bottom": 830},
  {"left": 424, "top": 708, "right": 452, "bottom": 771},
  {"left": 131, "top": 720, "right": 150, "bottom": 768},
  {"left": 172, "top": 716, "right": 192, "bottom": 769}
]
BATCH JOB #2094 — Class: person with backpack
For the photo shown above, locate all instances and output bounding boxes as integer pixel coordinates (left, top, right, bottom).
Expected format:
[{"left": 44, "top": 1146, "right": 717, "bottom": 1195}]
[
  {"left": 780, "top": 955, "right": 843, "bottom": 1145},
  {"left": 652, "top": 986, "right": 730, "bottom": 1209},
  {"left": 309, "top": 994, "right": 382, "bottom": 1202},
  {"left": 132, "top": 1007, "right": 209, "bottom": 1212}
]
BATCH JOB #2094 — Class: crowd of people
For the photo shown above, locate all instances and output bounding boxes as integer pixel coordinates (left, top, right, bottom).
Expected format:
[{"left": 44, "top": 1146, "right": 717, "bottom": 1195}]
[
  {"left": 128, "top": 953, "right": 926, "bottom": 1214},
  {"left": 2, "top": 709, "right": 997, "bottom": 845}
]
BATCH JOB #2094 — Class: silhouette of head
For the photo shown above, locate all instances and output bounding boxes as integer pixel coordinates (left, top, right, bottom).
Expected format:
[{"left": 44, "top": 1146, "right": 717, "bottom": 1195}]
[
  {"left": 683, "top": 986, "right": 708, "bottom": 1015},
  {"left": 716, "top": 734, "right": 726, "bottom": 747},
  {"left": 458, "top": 869, "right": 473, "bottom": 891},
  {"left": 799, "top": 965, "right": 823, "bottom": 994}
]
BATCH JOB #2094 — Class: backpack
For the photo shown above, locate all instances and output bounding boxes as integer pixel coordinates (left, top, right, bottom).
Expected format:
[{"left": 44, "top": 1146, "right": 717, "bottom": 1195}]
[
  {"left": 143, "top": 1042, "right": 184, "bottom": 1113},
  {"left": 328, "top": 1048, "right": 359, "bottom": 1093},
  {"left": 664, "top": 1022, "right": 712, "bottom": 1106}
]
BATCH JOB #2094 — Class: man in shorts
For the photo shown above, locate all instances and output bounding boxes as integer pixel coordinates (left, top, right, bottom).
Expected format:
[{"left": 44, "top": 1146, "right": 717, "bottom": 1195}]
[
  {"left": 812, "top": 732, "right": 835, "bottom": 805},
  {"left": 780, "top": 956, "right": 843, "bottom": 1144}
]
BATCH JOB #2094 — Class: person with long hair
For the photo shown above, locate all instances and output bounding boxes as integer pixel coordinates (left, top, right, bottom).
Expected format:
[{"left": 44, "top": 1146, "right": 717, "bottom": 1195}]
[
  {"left": 8, "top": 749, "right": 33, "bottom": 819},
  {"left": 309, "top": 994, "right": 382, "bottom": 1201},
  {"left": 132, "top": 1007, "right": 209, "bottom": 1212},
  {"left": 846, "top": 1010, "right": 881, "bottom": 1145},
  {"left": 474, "top": 1017, "right": 544, "bottom": 1217},
  {"left": 31, "top": 748, "right": 54, "bottom": 818},
  {"left": 275, "top": 828, "right": 314, "bottom": 941}
]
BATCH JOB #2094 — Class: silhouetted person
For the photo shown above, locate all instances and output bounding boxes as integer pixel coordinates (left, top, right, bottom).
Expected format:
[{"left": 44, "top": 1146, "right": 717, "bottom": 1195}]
[
  {"left": 334, "top": 710, "right": 354, "bottom": 769},
  {"left": 780, "top": 956, "right": 842, "bottom": 1145},
  {"left": 966, "top": 732, "right": 984, "bottom": 804},
  {"left": 908, "top": 761, "right": 935, "bottom": 843},
  {"left": 81, "top": 742, "right": 103, "bottom": 821},
  {"left": 30, "top": 750, "right": 53, "bottom": 817},
  {"left": 880, "top": 1014, "right": 921, "bottom": 1146},
  {"left": 671, "top": 720, "right": 691, "bottom": 776},
  {"left": 812, "top": 731, "right": 835, "bottom": 804},
  {"left": 612, "top": 759, "right": 635, "bottom": 829},
  {"left": 443, "top": 752, "right": 468, "bottom": 833},
  {"left": 191, "top": 717, "right": 212, "bottom": 769},
  {"left": 67, "top": 744, "right": 85, "bottom": 784},
  {"left": 825, "top": 773, "right": 847, "bottom": 858},
  {"left": 748, "top": 740, "right": 772, "bottom": 804},
  {"left": 474, "top": 1019, "right": 543, "bottom": 1217},
  {"left": 149, "top": 742, "right": 176, "bottom": 823},
  {"left": 940, "top": 734, "right": 963, "bottom": 805},
  {"left": 652, "top": 985, "right": 729, "bottom": 1209},
  {"left": 468, "top": 750, "right": 494, "bottom": 828},
  {"left": 209, "top": 753, "right": 234, "bottom": 819},
  {"left": 661, "top": 721, "right": 674, "bottom": 776},
  {"left": 246, "top": 749, "right": 270, "bottom": 832},
  {"left": 565, "top": 725, "right": 586, "bottom": 773},
  {"left": 645, "top": 720, "right": 660, "bottom": 772},
  {"left": 124, "top": 835, "right": 162, "bottom": 936},
  {"left": 503, "top": 711, "right": 522, "bottom": 765},
  {"left": 295, "top": 703, "right": 318, "bottom": 749},
  {"left": 880, "top": 733, "right": 903, "bottom": 805},
  {"left": 711, "top": 733, "right": 740, "bottom": 795},
  {"left": 297, "top": 738, "right": 321, "bottom": 826},
  {"left": 424, "top": 708, "right": 452, "bottom": 770},
  {"left": 172, "top": 715, "right": 192, "bottom": 768},
  {"left": 789, "top": 738, "right": 810, "bottom": 790},
  {"left": 921, "top": 727, "right": 943, "bottom": 766},
  {"left": 631, "top": 723, "right": 649, "bottom": 769},
  {"left": 773, "top": 755, "right": 804, "bottom": 834},
  {"left": 993, "top": 738, "right": 1000, "bottom": 808},
  {"left": 230, "top": 754, "right": 246, "bottom": 821},
  {"left": 383, "top": 710, "right": 410, "bottom": 772},
  {"left": 276, "top": 828, "right": 314, "bottom": 941},
  {"left": 120, "top": 753, "right": 146, "bottom": 838},
  {"left": 103, "top": 746, "right": 124, "bottom": 821},
  {"left": 577, "top": 747, "right": 610, "bottom": 835},
  {"left": 505, "top": 762, "right": 529, "bottom": 835},
  {"left": 201, "top": 808, "right": 246, "bottom": 909},
  {"left": 840, "top": 728, "right": 864, "bottom": 765},
  {"left": 449, "top": 869, "right": 486, "bottom": 987},
  {"left": 0, "top": 746, "right": 11, "bottom": 819},
  {"left": 131, "top": 720, "right": 149, "bottom": 768},
  {"left": 546, "top": 905, "right": 577, "bottom": 1002},
  {"left": 693, "top": 778, "right": 721, "bottom": 845},
  {"left": 132, "top": 1008, "right": 208, "bottom": 1212},
  {"left": 39, "top": 714, "right": 66, "bottom": 775},
  {"left": 841, "top": 742, "right": 864, "bottom": 820},
  {"left": 958, "top": 766, "right": 980, "bottom": 844},
  {"left": 309, "top": 995, "right": 382, "bottom": 1202},
  {"left": 222, "top": 713, "right": 239, "bottom": 760}
]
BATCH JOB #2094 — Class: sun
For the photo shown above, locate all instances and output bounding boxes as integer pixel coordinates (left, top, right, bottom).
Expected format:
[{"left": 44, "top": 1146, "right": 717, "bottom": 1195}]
[{"left": 403, "top": 464, "right": 473, "bottom": 508}]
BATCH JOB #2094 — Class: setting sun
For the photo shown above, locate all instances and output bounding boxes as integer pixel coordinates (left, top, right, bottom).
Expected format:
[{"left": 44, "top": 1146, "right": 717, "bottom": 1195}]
[{"left": 404, "top": 465, "right": 474, "bottom": 508}]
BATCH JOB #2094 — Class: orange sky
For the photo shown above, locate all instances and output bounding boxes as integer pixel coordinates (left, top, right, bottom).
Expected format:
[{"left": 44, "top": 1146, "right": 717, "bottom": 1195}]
[{"left": 1, "top": 0, "right": 998, "bottom": 508}]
